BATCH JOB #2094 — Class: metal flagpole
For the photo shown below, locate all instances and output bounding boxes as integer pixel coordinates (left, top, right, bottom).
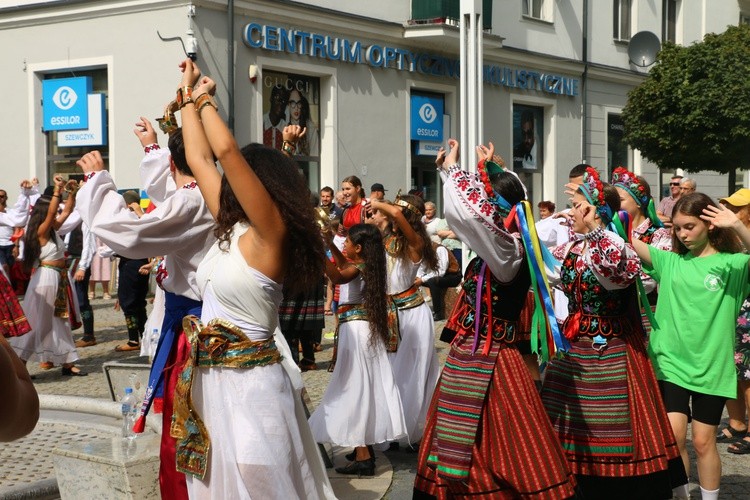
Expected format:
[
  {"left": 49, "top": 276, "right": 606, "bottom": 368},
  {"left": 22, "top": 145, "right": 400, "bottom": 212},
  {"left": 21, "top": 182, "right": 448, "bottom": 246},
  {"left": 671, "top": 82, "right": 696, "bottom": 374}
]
[{"left": 460, "top": 0, "right": 483, "bottom": 269}]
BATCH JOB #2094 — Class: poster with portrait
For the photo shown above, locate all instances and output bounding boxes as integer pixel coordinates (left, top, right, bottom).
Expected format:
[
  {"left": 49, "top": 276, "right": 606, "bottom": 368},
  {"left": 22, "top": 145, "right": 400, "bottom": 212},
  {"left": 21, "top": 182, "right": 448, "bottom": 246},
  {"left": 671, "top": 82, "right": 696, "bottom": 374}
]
[
  {"left": 262, "top": 70, "right": 320, "bottom": 159},
  {"left": 512, "top": 104, "right": 543, "bottom": 172}
]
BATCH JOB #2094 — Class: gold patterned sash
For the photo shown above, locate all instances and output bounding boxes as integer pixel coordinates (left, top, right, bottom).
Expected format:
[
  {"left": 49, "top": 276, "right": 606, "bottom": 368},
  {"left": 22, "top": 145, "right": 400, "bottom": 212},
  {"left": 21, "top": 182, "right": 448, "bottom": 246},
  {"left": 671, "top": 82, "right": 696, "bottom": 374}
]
[
  {"left": 170, "top": 315, "right": 282, "bottom": 478},
  {"left": 390, "top": 283, "right": 425, "bottom": 311},
  {"left": 40, "top": 264, "right": 71, "bottom": 319}
]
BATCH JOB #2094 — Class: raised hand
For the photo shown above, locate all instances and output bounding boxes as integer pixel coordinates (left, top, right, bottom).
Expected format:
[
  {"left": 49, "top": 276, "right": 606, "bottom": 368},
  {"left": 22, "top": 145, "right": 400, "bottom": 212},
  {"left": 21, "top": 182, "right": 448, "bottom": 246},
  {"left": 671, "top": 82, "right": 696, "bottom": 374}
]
[
  {"left": 134, "top": 117, "right": 157, "bottom": 148},
  {"left": 53, "top": 175, "right": 65, "bottom": 190},
  {"left": 435, "top": 147, "right": 446, "bottom": 168},
  {"left": 194, "top": 76, "right": 216, "bottom": 98},
  {"left": 76, "top": 151, "right": 105, "bottom": 174},
  {"left": 701, "top": 203, "right": 741, "bottom": 229},
  {"left": 282, "top": 124, "right": 307, "bottom": 144},
  {"left": 475, "top": 142, "right": 496, "bottom": 163},
  {"left": 442, "top": 139, "right": 459, "bottom": 170},
  {"left": 179, "top": 58, "right": 201, "bottom": 88}
]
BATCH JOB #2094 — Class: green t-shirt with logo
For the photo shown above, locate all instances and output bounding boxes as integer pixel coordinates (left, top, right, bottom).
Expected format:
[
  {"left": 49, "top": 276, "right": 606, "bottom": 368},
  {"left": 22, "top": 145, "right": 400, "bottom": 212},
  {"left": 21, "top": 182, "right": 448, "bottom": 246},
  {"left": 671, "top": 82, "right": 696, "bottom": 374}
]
[{"left": 646, "top": 247, "right": 750, "bottom": 398}]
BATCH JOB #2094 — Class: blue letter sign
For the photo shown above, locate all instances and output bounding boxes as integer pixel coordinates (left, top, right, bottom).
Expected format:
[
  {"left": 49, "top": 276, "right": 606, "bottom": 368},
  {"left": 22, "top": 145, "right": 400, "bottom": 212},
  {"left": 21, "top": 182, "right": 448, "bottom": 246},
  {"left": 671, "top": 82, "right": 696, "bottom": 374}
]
[
  {"left": 410, "top": 94, "right": 443, "bottom": 142},
  {"left": 43, "top": 77, "right": 92, "bottom": 131}
]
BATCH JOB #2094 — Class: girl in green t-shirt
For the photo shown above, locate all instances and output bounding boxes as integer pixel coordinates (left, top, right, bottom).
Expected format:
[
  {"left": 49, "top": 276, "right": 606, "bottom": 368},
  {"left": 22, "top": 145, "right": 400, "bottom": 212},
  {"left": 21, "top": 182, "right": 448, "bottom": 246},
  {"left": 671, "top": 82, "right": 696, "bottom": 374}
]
[{"left": 631, "top": 192, "right": 750, "bottom": 500}]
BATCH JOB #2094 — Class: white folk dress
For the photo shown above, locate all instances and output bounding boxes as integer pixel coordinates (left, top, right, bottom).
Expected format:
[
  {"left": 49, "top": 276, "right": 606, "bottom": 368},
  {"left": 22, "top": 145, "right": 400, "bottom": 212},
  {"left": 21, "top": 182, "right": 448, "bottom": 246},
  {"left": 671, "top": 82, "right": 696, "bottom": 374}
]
[
  {"left": 10, "top": 233, "right": 79, "bottom": 364},
  {"left": 187, "top": 223, "right": 334, "bottom": 500},
  {"left": 308, "top": 273, "right": 408, "bottom": 447},
  {"left": 386, "top": 254, "right": 440, "bottom": 443}
]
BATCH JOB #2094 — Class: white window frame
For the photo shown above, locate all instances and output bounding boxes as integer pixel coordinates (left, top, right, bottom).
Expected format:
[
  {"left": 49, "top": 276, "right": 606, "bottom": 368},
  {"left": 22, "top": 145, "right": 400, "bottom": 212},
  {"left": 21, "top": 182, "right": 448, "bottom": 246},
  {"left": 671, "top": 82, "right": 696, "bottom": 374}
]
[
  {"left": 613, "top": 0, "right": 633, "bottom": 41},
  {"left": 522, "top": 0, "right": 552, "bottom": 22},
  {"left": 662, "top": 0, "right": 681, "bottom": 43}
]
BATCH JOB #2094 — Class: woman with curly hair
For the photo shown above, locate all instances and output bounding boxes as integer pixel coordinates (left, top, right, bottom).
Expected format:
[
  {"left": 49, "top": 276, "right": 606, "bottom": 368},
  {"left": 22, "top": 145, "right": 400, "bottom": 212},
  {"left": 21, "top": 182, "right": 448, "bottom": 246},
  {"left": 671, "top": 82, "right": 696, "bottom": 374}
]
[
  {"left": 170, "top": 59, "right": 334, "bottom": 499},
  {"left": 632, "top": 192, "right": 750, "bottom": 500},
  {"left": 9, "top": 177, "right": 85, "bottom": 376},
  {"left": 370, "top": 194, "right": 440, "bottom": 448},
  {"left": 309, "top": 223, "right": 407, "bottom": 476},
  {"left": 541, "top": 168, "right": 687, "bottom": 499}
]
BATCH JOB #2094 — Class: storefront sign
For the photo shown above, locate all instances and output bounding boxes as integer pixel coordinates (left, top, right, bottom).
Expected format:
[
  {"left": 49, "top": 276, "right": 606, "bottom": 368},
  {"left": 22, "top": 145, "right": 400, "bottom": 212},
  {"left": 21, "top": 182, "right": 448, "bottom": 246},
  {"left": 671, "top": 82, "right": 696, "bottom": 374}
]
[
  {"left": 243, "top": 22, "right": 579, "bottom": 97},
  {"left": 57, "top": 93, "right": 107, "bottom": 147},
  {"left": 42, "top": 76, "right": 92, "bottom": 131},
  {"left": 416, "top": 115, "right": 451, "bottom": 155},
  {"left": 411, "top": 95, "right": 443, "bottom": 141}
]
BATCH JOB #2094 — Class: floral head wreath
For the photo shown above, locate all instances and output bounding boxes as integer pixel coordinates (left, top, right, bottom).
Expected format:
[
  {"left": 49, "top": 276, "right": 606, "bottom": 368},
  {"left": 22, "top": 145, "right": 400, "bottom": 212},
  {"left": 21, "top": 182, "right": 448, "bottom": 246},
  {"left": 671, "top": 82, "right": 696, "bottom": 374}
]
[
  {"left": 610, "top": 166, "right": 663, "bottom": 228},
  {"left": 579, "top": 167, "right": 613, "bottom": 224},
  {"left": 394, "top": 190, "right": 423, "bottom": 217}
]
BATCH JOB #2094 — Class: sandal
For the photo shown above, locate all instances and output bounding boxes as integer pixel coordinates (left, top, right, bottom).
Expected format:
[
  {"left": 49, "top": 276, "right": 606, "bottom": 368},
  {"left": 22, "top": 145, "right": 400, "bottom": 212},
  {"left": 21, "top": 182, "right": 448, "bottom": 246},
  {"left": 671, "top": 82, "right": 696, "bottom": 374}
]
[
  {"left": 114, "top": 342, "right": 140, "bottom": 352},
  {"left": 716, "top": 424, "right": 747, "bottom": 443},
  {"left": 728, "top": 437, "right": 750, "bottom": 454}
]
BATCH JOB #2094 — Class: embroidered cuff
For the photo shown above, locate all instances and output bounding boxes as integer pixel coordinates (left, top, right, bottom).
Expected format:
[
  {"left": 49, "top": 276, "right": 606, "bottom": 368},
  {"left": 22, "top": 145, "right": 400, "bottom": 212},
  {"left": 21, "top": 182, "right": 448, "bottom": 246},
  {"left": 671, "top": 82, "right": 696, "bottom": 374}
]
[
  {"left": 584, "top": 227, "right": 605, "bottom": 241},
  {"left": 83, "top": 171, "right": 98, "bottom": 182},
  {"left": 144, "top": 144, "right": 161, "bottom": 154}
]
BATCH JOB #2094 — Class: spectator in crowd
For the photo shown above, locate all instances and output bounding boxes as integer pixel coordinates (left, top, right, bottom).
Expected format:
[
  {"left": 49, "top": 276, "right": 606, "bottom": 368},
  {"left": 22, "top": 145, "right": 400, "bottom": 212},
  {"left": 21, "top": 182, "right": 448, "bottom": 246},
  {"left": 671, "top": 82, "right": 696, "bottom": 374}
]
[
  {"left": 537, "top": 200, "right": 555, "bottom": 219},
  {"left": 657, "top": 174, "right": 683, "bottom": 227},
  {"left": 416, "top": 241, "right": 462, "bottom": 321},
  {"left": 88, "top": 236, "right": 112, "bottom": 300},
  {"left": 341, "top": 175, "right": 369, "bottom": 230},
  {"left": 370, "top": 183, "right": 387, "bottom": 201},
  {"left": 319, "top": 186, "right": 343, "bottom": 219},
  {"left": 679, "top": 177, "right": 697, "bottom": 196},
  {"left": 0, "top": 183, "right": 33, "bottom": 281}
]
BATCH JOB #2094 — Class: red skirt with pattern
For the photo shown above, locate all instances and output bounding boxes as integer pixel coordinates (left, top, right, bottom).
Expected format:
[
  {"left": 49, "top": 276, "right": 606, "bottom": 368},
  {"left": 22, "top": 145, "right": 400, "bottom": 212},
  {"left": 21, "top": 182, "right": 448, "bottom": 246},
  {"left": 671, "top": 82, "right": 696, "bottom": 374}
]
[
  {"left": 0, "top": 271, "right": 31, "bottom": 338},
  {"left": 414, "top": 335, "right": 577, "bottom": 499},
  {"left": 541, "top": 331, "right": 686, "bottom": 496}
]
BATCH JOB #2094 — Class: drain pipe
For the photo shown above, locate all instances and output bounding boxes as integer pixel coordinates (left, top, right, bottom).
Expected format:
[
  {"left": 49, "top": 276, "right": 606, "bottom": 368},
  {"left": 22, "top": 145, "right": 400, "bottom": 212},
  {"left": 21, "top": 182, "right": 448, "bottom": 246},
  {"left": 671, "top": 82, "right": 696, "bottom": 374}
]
[
  {"left": 581, "top": 0, "right": 588, "bottom": 162},
  {"left": 227, "top": 0, "right": 235, "bottom": 132}
]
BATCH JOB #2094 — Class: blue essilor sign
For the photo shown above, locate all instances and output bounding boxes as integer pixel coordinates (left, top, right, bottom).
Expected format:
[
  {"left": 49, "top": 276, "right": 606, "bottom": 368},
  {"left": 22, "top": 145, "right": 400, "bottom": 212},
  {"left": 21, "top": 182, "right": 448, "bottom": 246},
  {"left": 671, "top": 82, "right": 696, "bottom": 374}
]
[
  {"left": 43, "top": 77, "right": 92, "bottom": 131},
  {"left": 411, "top": 95, "right": 444, "bottom": 142}
]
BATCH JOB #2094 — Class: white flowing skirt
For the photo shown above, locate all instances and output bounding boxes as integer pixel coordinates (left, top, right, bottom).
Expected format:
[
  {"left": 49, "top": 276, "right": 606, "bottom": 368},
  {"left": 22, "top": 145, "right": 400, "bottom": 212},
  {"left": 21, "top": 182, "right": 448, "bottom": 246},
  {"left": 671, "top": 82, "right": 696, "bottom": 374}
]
[
  {"left": 10, "top": 266, "right": 78, "bottom": 365},
  {"left": 389, "top": 302, "right": 439, "bottom": 442},
  {"left": 186, "top": 360, "right": 334, "bottom": 500},
  {"left": 309, "top": 319, "right": 407, "bottom": 447}
]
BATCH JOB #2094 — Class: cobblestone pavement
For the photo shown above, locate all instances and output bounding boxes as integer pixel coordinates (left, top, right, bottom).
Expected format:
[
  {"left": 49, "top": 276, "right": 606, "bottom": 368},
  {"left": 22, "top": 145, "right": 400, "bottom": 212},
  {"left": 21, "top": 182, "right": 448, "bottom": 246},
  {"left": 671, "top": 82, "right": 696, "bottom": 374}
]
[{"left": 8, "top": 296, "right": 750, "bottom": 498}]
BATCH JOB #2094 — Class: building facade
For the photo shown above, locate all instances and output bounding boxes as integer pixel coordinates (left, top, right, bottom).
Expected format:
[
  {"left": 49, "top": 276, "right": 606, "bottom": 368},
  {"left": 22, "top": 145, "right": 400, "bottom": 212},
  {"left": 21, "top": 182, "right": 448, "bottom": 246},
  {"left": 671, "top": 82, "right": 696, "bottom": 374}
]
[{"left": 1, "top": 0, "right": 747, "bottom": 211}]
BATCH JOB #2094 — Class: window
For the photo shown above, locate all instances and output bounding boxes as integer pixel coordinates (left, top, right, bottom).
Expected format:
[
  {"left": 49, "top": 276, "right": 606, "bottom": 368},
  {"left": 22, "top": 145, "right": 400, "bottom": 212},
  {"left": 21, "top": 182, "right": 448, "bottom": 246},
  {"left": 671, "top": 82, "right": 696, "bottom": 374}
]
[
  {"left": 45, "top": 68, "right": 109, "bottom": 183},
  {"left": 613, "top": 0, "right": 632, "bottom": 41},
  {"left": 607, "top": 114, "right": 629, "bottom": 177},
  {"left": 741, "top": 13, "right": 750, "bottom": 25},
  {"left": 522, "top": 0, "right": 543, "bottom": 19},
  {"left": 663, "top": 0, "right": 678, "bottom": 43},
  {"left": 512, "top": 104, "right": 544, "bottom": 205}
]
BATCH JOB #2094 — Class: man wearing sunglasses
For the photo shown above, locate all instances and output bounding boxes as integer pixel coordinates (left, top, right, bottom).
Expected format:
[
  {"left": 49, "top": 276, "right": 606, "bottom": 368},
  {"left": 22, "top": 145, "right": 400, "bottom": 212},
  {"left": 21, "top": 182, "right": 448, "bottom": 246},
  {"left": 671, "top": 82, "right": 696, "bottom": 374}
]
[{"left": 657, "top": 174, "right": 684, "bottom": 227}]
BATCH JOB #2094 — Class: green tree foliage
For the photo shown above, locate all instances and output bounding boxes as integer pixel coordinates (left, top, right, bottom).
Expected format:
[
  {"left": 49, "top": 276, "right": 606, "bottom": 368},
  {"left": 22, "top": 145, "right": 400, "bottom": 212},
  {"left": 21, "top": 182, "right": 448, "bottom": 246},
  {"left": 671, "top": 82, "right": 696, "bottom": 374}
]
[{"left": 622, "top": 24, "right": 750, "bottom": 173}]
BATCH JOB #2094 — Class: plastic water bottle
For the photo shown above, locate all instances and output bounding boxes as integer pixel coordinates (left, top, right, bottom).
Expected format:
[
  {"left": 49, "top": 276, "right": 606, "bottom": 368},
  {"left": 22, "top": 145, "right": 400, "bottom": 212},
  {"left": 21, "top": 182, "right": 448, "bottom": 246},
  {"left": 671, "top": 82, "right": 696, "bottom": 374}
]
[
  {"left": 149, "top": 328, "right": 160, "bottom": 360},
  {"left": 121, "top": 387, "right": 137, "bottom": 440}
]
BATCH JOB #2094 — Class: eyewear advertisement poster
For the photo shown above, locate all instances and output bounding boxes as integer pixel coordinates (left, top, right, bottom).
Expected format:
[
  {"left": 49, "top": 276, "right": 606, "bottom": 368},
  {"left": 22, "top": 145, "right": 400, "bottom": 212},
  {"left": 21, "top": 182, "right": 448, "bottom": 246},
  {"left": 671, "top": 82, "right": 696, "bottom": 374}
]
[
  {"left": 512, "top": 104, "right": 543, "bottom": 172},
  {"left": 262, "top": 70, "right": 320, "bottom": 159}
]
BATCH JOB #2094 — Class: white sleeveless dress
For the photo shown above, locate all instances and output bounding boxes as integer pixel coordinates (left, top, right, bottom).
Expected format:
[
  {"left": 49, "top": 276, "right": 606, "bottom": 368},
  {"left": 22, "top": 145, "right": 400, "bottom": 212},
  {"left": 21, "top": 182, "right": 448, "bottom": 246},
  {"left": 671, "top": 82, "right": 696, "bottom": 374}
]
[
  {"left": 10, "top": 233, "right": 79, "bottom": 364},
  {"left": 386, "top": 254, "right": 440, "bottom": 444},
  {"left": 187, "top": 222, "right": 334, "bottom": 500},
  {"left": 308, "top": 273, "right": 407, "bottom": 446}
]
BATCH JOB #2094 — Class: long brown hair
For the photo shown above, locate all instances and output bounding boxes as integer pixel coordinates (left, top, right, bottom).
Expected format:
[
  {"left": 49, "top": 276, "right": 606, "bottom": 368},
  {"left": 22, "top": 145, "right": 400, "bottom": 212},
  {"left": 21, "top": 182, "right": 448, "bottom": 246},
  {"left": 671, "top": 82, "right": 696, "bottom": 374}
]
[
  {"left": 390, "top": 194, "right": 438, "bottom": 271},
  {"left": 213, "top": 143, "right": 326, "bottom": 295},
  {"left": 671, "top": 192, "right": 743, "bottom": 255},
  {"left": 348, "top": 224, "right": 390, "bottom": 346},
  {"left": 23, "top": 196, "right": 57, "bottom": 273}
]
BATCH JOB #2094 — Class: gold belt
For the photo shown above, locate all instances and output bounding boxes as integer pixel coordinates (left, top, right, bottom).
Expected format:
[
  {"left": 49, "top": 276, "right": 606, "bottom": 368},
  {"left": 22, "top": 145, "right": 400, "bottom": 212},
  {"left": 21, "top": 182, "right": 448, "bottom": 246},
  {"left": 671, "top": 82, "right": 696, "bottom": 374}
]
[
  {"left": 170, "top": 315, "right": 282, "bottom": 478},
  {"left": 390, "top": 283, "right": 425, "bottom": 310}
]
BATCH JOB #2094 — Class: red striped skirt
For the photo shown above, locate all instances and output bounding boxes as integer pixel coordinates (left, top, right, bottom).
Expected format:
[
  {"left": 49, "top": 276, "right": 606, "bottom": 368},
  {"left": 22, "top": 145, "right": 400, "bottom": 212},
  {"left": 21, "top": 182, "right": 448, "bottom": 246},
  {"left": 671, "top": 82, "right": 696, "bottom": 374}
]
[
  {"left": 414, "top": 335, "right": 577, "bottom": 499},
  {"left": 0, "top": 271, "right": 30, "bottom": 338},
  {"left": 541, "top": 332, "right": 685, "bottom": 491}
]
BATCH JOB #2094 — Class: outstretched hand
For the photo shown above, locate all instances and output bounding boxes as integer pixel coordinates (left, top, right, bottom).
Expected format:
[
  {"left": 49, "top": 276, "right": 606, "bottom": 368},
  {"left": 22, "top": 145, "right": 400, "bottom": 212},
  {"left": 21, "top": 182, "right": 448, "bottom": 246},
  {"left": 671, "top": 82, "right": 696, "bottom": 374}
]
[
  {"left": 134, "top": 117, "right": 157, "bottom": 148},
  {"left": 76, "top": 151, "right": 105, "bottom": 174},
  {"left": 701, "top": 203, "right": 741, "bottom": 229},
  {"left": 282, "top": 124, "right": 307, "bottom": 143},
  {"left": 194, "top": 76, "right": 216, "bottom": 98},
  {"left": 179, "top": 59, "right": 201, "bottom": 88},
  {"left": 475, "top": 142, "right": 496, "bottom": 163},
  {"left": 437, "top": 139, "right": 459, "bottom": 171}
]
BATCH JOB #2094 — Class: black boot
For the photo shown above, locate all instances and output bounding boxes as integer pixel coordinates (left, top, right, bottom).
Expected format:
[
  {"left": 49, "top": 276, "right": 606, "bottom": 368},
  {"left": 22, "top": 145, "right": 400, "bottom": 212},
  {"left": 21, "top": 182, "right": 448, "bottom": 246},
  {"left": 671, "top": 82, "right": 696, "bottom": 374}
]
[{"left": 335, "top": 458, "right": 375, "bottom": 477}]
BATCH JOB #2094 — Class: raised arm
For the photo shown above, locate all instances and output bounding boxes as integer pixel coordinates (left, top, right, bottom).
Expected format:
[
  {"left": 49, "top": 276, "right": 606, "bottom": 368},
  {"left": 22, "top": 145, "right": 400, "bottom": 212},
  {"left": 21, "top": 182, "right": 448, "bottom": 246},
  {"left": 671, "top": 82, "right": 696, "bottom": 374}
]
[
  {"left": 179, "top": 59, "right": 284, "bottom": 246},
  {"left": 177, "top": 64, "right": 222, "bottom": 220},
  {"left": 38, "top": 176, "right": 64, "bottom": 240},
  {"left": 369, "top": 198, "right": 423, "bottom": 262},
  {"left": 52, "top": 180, "right": 78, "bottom": 231},
  {"left": 630, "top": 236, "right": 653, "bottom": 268}
]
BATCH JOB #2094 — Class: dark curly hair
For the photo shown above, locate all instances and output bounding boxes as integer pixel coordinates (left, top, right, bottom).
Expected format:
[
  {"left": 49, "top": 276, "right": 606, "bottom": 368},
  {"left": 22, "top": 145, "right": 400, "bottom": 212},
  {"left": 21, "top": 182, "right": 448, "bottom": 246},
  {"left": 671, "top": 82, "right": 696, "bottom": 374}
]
[
  {"left": 390, "top": 194, "right": 438, "bottom": 272},
  {"left": 348, "top": 224, "right": 390, "bottom": 346},
  {"left": 23, "top": 196, "right": 58, "bottom": 273},
  {"left": 213, "top": 143, "right": 326, "bottom": 295},
  {"left": 672, "top": 192, "right": 742, "bottom": 255}
]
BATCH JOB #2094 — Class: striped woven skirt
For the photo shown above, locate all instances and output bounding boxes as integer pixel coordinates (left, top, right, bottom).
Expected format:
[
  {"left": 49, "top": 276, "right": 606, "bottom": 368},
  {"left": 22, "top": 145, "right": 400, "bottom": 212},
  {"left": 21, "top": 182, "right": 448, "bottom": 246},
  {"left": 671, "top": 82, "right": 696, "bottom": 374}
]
[
  {"left": 0, "top": 271, "right": 30, "bottom": 338},
  {"left": 414, "top": 334, "right": 577, "bottom": 499},
  {"left": 541, "top": 333, "right": 687, "bottom": 498}
]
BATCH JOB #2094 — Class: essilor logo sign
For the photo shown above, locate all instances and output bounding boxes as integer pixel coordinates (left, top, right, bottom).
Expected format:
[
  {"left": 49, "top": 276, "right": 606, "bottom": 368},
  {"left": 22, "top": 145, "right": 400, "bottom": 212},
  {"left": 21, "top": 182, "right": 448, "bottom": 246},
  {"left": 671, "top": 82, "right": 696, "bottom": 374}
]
[
  {"left": 419, "top": 102, "right": 437, "bottom": 124},
  {"left": 52, "top": 86, "right": 78, "bottom": 110}
]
